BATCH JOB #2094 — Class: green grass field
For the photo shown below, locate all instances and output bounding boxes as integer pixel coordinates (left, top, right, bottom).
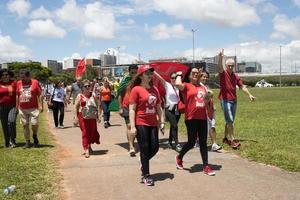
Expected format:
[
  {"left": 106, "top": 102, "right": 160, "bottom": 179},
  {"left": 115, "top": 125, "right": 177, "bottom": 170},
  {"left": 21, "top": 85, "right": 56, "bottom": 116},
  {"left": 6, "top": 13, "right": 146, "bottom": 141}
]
[
  {"left": 0, "top": 113, "right": 60, "bottom": 200},
  {"left": 178, "top": 87, "right": 300, "bottom": 172}
]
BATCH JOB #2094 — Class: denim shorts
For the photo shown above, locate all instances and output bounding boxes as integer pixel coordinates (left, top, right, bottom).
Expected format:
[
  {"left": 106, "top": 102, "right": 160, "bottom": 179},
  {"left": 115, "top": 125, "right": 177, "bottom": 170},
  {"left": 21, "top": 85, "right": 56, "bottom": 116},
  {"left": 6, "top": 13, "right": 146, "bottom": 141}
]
[
  {"left": 220, "top": 100, "right": 237, "bottom": 123},
  {"left": 121, "top": 107, "right": 130, "bottom": 124}
]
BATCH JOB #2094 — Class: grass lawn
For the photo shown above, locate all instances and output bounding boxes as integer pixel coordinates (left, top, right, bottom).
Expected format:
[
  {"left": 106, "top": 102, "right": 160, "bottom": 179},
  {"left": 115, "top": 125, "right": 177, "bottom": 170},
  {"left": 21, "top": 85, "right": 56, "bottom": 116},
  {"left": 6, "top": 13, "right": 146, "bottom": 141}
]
[
  {"left": 0, "top": 112, "right": 60, "bottom": 199},
  {"left": 178, "top": 87, "right": 300, "bottom": 172}
]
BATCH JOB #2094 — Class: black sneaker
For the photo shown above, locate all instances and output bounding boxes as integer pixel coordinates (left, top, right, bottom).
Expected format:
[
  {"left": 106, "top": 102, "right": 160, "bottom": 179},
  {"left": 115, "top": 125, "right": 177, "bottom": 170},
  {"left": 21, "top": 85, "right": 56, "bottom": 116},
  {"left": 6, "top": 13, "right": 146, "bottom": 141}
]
[
  {"left": 23, "top": 140, "right": 31, "bottom": 149},
  {"left": 142, "top": 175, "right": 154, "bottom": 186},
  {"left": 107, "top": 122, "right": 111, "bottom": 127},
  {"left": 33, "top": 135, "right": 39, "bottom": 148}
]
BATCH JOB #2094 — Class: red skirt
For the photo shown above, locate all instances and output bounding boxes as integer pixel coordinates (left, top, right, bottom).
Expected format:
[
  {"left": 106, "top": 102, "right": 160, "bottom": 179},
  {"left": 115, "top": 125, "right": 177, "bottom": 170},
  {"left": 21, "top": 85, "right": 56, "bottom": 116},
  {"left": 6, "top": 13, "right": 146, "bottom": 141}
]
[{"left": 78, "top": 112, "right": 100, "bottom": 150}]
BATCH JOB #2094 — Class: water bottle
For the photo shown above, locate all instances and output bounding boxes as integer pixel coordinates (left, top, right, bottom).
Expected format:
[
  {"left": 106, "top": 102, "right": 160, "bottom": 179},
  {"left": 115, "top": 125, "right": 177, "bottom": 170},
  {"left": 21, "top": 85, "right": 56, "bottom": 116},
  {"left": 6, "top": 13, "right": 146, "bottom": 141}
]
[{"left": 3, "top": 185, "right": 16, "bottom": 194}]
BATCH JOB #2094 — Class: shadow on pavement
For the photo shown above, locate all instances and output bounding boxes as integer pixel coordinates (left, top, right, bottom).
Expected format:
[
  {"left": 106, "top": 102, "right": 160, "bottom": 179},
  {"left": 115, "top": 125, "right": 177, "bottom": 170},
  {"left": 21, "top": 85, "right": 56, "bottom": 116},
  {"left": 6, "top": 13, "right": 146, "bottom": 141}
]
[
  {"left": 90, "top": 149, "right": 108, "bottom": 155},
  {"left": 115, "top": 142, "right": 140, "bottom": 153},
  {"left": 151, "top": 172, "right": 175, "bottom": 182},
  {"left": 15, "top": 143, "right": 55, "bottom": 148},
  {"left": 107, "top": 124, "right": 122, "bottom": 127},
  {"left": 187, "top": 163, "right": 222, "bottom": 173}
]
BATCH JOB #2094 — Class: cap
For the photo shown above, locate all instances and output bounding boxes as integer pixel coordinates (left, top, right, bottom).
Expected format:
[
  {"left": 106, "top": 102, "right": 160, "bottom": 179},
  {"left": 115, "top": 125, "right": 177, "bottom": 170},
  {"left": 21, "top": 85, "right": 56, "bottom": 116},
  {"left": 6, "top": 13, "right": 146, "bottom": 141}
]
[{"left": 137, "top": 64, "right": 154, "bottom": 75}]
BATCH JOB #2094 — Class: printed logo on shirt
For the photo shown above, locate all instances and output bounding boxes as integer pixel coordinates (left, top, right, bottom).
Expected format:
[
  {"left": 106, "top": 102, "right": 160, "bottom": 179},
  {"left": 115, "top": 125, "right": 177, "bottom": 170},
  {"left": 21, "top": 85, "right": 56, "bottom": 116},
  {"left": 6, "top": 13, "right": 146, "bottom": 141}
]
[
  {"left": 195, "top": 89, "right": 205, "bottom": 108},
  {"left": 146, "top": 93, "right": 157, "bottom": 114},
  {"left": 20, "top": 85, "right": 32, "bottom": 103},
  {"left": 57, "top": 92, "right": 62, "bottom": 98}
]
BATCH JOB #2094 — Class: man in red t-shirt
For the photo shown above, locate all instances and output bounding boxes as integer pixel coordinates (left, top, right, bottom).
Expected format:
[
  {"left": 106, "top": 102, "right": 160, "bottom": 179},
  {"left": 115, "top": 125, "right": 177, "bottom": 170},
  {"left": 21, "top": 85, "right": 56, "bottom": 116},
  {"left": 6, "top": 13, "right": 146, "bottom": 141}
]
[
  {"left": 16, "top": 69, "right": 43, "bottom": 148},
  {"left": 218, "top": 50, "right": 256, "bottom": 149}
]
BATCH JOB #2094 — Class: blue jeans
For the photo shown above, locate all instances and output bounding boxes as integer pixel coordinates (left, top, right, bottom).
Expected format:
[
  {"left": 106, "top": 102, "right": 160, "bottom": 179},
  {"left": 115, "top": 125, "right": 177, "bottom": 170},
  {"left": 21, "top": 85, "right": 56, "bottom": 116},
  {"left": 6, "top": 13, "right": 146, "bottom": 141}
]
[
  {"left": 101, "top": 101, "right": 111, "bottom": 122},
  {"left": 220, "top": 100, "right": 237, "bottom": 123}
]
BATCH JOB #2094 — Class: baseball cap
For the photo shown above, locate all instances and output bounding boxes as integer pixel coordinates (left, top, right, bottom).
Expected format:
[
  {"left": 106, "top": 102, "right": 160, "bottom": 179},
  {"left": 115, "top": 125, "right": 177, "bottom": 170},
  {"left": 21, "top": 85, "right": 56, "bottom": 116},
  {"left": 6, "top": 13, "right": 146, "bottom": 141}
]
[{"left": 137, "top": 64, "right": 154, "bottom": 75}]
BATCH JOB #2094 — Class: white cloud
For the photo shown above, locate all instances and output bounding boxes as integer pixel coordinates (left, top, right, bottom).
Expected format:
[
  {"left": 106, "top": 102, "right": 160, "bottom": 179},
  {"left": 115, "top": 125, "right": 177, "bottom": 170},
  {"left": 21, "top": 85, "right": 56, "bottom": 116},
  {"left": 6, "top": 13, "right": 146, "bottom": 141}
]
[
  {"left": 182, "top": 40, "right": 300, "bottom": 73},
  {"left": 147, "top": 23, "right": 191, "bottom": 40},
  {"left": 126, "top": 19, "right": 135, "bottom": 25},
  {"left": 0, "top": 33, "right": 31, "bottom": 61},
  {"left": 270, "top": 14, "right": 300, "bottom": 40},
  {"left": 152, "top": 0, "right": 260, "bottom": 27},
  {"left": 7, "top": 0, "right": 31, "bottom": 18},
  {"left": 30, "top": 6, "right": 51, "bottom": 19},
  {"left": 292, "top": 0, "right": 300, "bottom": 8},
  {"left": 25, "top": 19, "right": 66, "bottom": 38},
  {"left": 261, "top": 2, "right": 278, "bottom": 14},
  {"left": 55, "top": 0, "right": 85, "bottom": 26}
]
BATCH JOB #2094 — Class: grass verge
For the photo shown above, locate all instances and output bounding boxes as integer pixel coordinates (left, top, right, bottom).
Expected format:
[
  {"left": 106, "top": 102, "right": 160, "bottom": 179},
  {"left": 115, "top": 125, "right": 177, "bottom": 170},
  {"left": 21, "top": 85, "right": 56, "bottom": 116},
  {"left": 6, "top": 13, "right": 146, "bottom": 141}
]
[{"left": 0, "top": 111, "right": 60, "bottom": 199}]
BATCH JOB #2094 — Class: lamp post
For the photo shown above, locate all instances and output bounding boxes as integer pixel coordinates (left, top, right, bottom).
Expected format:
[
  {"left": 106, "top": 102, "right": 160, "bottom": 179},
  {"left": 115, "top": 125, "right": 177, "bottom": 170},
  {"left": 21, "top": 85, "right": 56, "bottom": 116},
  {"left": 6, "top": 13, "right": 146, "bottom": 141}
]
[
  {"left": 192, "top": 29, "right": 197, "bottom": 68},
  {"left": 280, "top": 45, "right": 282, "bottom": 87},
  {"left": 116, "top": 46, "right": 120, "bottom": 65}
]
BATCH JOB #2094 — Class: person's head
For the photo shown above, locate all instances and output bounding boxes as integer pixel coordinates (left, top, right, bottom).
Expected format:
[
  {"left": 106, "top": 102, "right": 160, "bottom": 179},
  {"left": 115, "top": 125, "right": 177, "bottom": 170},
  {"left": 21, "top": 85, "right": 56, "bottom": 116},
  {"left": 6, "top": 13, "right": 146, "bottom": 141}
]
[
  {"left": 129, "top": 64, "right": 154, "bottom": 91},
  {"left": 76, "top": 77, "right": 81, "bottom": 84},
  {"left": 128, "top": 64, "right": 138, "bottom": 77},
  {"left": 19, "top": 69, "right": 30, "bottom": 81},
  {"left": 81, "top": 80, "right": 92, "bottom": 94},
  {"left": 189, "top": 67, "right": 201, "bottom": 84},
  {"left": 0, "top": 69, "right": 13, "bottom": 82},
  {"left": 169, "top": 72, "right": 177, "bottom": 85},
  {"left": 54, "top": 80, "right": 63, "bottom": 88},
  {"left": 225, "top": 58, "right": 235, "bottom": 73},
  {"left": 199, "top": 71, "right": 210, "bottom": 84},
  {"left": 103, "top": 77, "right": 110, "bottom": 86}
]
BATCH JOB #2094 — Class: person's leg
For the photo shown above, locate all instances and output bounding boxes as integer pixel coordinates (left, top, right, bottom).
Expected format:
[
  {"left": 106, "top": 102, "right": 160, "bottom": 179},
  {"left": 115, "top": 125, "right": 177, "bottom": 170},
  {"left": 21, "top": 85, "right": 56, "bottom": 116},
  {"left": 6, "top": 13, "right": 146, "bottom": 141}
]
[
  {"left": 52, "top": 101, "right": 59, "bottom": 127},
  {"left": 78, "top": 113, "right": 89, "bottom": 155},
  {"left": 101, "top": 101, "right": 109, "bottom": 127},
  {"left": 149, "top": 126, "right": 159, "bottom": 160},
  {"left": 0, "top": 106, "right": 10, "bottom": 147},
  {"left": 8, "top": 107, "right": 18, "bottom": 146},
  {"left": 107, "top": 101, "right": 111, "bottom": 123},
  {"left": 136, "top": 125, "right": 151, "bottom": 176},
  {"left": 178, "top": 120, "right": 198, "bottom": 160},
  {"left": 165, "top": 109, "right": 173, "bottom": 145},
  {"left": 58, "top": 102, "right": 65, "bottom": 126},
  {"left": 19, "top": 109, "right": 31, "bottom": 147},
  {"left": 30, "top": 109, "right": 40, "bottom": 147},
  {"left": 198, "top": 120, "right": 208, "bottom": 166}
]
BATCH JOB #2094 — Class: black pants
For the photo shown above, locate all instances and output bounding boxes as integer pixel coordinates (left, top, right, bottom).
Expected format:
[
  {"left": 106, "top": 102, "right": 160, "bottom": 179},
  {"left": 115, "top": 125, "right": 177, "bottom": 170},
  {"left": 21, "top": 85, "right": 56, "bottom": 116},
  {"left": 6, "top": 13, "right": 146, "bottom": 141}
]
[
  {"left": 165, "top": 108, "right": 180, "bottom": 145},
  {"left": 52, "top": 101, "right": 65, "bottom": 127},
  {"left": 179, "top": 119, "right": 208, "bottom": 166},
  {"left": 136, "top": 125, "right": 159, "bottom": 176},
  {"left": 0, "top": 105, "right": 18, "bottom": 147}
]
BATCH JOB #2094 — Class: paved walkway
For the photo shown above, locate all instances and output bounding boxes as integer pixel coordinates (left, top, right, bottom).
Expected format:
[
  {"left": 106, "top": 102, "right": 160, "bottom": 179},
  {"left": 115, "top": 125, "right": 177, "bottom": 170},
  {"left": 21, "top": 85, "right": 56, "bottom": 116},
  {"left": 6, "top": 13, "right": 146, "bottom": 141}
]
[{"left": 47, "top": 110, "right": 300, "bottom": 200}]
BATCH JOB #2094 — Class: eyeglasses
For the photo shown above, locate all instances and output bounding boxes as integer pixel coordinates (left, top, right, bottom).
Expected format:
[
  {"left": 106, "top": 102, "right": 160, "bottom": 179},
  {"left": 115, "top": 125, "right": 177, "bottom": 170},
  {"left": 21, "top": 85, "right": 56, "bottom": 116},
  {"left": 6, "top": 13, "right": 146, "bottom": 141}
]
[
  {"left": 145, "top": 70, "right": 154, "bottom": 76},
  {"left": 84, "top": 85, "right": 91, "bottom": 88},
  {"left": 170, "top": 76, "right": 176, "bottom": 80}
]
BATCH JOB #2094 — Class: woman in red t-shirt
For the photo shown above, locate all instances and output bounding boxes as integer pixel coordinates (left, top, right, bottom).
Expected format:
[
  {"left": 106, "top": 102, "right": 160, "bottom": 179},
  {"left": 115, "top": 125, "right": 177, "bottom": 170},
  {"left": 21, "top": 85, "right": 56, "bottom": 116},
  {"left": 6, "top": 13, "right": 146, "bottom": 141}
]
[
  {"left": 0, "top": 69, "right": 18, "bottom": 148},
  {"left": 128, "top": 65, "right": 165, "bottom": 186},
  {"left": 174, "top": 68, "right": 216, "bottom": 176},
  {"left": 74, "top": 80, "right": 101, "bottom": 158},
  {"left": 99, "top": 77, "right": 113, "bottom": 128}
]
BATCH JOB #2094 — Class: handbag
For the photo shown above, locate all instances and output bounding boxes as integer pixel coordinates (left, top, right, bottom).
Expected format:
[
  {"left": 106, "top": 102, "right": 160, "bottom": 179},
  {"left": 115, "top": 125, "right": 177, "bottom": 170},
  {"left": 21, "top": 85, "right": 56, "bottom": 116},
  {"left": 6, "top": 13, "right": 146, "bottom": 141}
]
[
  {"left": 81, "top": 95, "right": 98, "bottom": 119},
  {"left": 47, "top": 89, "right": 55, "bottom": 110}
]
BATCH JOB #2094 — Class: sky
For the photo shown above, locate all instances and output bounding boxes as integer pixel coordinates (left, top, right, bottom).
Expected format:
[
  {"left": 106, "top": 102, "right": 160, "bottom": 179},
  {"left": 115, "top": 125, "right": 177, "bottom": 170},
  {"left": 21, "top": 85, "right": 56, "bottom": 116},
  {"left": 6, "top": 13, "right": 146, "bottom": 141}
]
[{"left": 1, "top": 0, "right": 300, "bottom": 73}]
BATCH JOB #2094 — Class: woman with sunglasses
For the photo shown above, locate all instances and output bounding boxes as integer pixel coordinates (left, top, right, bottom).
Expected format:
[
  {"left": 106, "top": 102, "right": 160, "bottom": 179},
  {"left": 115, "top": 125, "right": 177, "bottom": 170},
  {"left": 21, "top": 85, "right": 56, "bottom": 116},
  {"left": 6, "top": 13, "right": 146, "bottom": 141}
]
[
  {"left": 154, "top": 71, "right": 182, "bottom": 152},
  {"left": 129, "top": 65, "right": 165, "bottom": 186},
  {"left": 174, "top": 67, "right": 215, "bottom": 176},
  {"left": 74, "top": 80, "right": 101, "bottom": 158},
  {"left": 0, "top": 69, "right": 18, "bottom": 148}
]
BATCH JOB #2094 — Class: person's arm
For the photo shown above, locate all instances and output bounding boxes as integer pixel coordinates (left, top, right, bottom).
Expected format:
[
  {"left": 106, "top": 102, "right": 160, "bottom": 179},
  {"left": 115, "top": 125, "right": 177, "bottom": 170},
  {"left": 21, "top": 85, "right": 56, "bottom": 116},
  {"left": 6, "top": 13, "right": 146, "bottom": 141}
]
[
  {"left": 157, "top": 103, "right": 165, "bottom": 134},
  {"left": 241, "top": 86, "right": 256, "bottom": 101},
  {"left": 153, "top": 71, "right": 166, "bottom": 87},
  {"left": 174, "top": 71, "right": 185, "bottom": 91},
  {"left": 73, "top": 95, "right": 81, "bottom": 125},
  {"left": 218, "top": 49, "right": 224, "bottom": 73},
  {"left": 118, "top": 95, "right": 123, "bottom": 116},
  {"left": 97, "top": 97, "right": 102, "bottom": 123},
  {"left": 129, "top": 103, "right": 136, "bottom": 135},
  {"left": 38, "top": 95, "right": 44, "bottom": 112},
  {"left": 68, "top": 87, "right": 73, "bottom": 103}
]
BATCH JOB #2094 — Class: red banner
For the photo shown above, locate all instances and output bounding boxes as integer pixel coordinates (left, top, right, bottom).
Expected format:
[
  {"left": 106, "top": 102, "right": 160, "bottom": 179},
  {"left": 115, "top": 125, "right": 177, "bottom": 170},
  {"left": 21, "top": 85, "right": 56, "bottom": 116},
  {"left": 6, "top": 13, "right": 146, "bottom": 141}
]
[
  {"left": 76, "top": 58, "right": 86, "bottom": 78},
  {"left": 150, "top": 62, "right": 189, "bottom": 82}
]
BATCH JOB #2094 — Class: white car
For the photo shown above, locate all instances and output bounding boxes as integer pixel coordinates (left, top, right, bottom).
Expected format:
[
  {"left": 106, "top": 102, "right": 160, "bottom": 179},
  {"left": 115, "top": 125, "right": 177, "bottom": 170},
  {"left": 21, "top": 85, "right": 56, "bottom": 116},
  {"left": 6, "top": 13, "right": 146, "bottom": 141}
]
[{"left": 255, "top": 80, "right": 274, "bottom": 88}]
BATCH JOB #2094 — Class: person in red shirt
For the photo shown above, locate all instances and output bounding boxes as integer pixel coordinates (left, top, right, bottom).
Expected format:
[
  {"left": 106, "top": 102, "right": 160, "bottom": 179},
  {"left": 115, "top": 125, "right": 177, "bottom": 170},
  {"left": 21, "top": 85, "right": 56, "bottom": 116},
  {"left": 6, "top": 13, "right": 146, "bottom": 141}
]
[
  {"left": 0, "top": 69, "right": 18, "bottom": 148},
  {"left": 16, "top": 69, "right": 43, "bottom": 148},
  {"left": 218, "top": 50, "right": 256, "bottom": 149},
  {"left": 129, "top": 64, "right": 165, "bottom": 186},
  {"left": 99, "top": 77, "right": 113, "bottom": 128},
  {"left": 174, "top": 67, "right": 216, "bottom": 176}
]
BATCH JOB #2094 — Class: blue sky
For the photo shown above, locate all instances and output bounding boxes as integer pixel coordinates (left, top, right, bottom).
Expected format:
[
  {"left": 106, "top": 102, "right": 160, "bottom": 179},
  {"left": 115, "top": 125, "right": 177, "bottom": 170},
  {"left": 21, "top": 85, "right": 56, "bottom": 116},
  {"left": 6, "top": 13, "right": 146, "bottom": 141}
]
[{"left": 1, "top": 0, "right": 300, "bottom": 72}]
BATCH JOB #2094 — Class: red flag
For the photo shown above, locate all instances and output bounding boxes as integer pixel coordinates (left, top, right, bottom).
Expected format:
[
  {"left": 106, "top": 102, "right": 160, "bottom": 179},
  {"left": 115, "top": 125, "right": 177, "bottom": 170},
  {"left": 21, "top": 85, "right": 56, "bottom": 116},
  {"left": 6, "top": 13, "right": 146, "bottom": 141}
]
[
  {"left": 76, "top": 58, "right": 86, "bottom": 78},
  {"left": 150, "top": 62, "right": 189, "bottom": 83}
]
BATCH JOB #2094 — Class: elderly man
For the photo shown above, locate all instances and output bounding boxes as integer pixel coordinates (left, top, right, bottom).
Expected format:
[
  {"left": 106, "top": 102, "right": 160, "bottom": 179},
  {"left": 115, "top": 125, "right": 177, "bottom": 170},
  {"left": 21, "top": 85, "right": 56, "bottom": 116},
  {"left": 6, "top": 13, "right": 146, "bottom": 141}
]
[{"left": 218, "top": 50, "right": 256, "bottom": 149}]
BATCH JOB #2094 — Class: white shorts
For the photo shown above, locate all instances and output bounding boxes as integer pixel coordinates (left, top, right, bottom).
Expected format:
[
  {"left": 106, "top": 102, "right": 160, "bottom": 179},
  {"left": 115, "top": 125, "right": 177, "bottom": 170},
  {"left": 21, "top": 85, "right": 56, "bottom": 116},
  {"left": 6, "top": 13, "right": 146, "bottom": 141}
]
[
  {"left": 207, "top": 118, "right": 216, "bottom": 129},
  {"left": 19, "top": 108, "right": 40, "bottom": 125}
]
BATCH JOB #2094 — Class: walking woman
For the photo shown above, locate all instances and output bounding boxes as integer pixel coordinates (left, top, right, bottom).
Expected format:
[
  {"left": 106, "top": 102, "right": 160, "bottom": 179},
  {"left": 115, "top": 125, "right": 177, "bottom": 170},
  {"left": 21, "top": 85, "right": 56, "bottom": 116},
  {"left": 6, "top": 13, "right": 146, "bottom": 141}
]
[
  {"left": 99, "top": 77, "right": 113, "bottom": 128},
  {"left": 74, "top": 80, "right": 101, "bottom": 158},
  {"left": 0, "top": 69, "right": 18, "bottom": 148},
  {"left": 174, "top": 68, "right": 215, "bottom": 176},
  {"left": 50, "top": 80, "right": 66, "bottom": 128},
  {"left": 129, "top": 65, "right": 165, "bottom": 186}
]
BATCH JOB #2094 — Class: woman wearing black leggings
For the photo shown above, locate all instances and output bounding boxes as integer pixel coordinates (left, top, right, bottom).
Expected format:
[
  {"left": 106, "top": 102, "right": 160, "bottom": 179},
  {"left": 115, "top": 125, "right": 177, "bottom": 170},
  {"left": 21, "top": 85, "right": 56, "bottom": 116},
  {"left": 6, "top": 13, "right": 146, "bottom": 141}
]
[
  {"left": 174, "top": 68, "right": 215, "bottom": 176},
  {"left": 129, "top": 65, "right": 165, "bottom": 186},
  {"left": 51, "top": 81, "right": 66, "bottom": 128}
]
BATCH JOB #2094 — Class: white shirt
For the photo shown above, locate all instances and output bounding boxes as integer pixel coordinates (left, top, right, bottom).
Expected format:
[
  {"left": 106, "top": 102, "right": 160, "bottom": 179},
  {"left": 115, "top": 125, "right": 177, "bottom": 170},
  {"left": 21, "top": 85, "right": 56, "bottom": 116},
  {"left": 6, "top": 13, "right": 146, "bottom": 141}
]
[
  {"left": 52, "top": 88, "right": 65, "bottom": 102},
  {"left": 165, "top": 82, "right": 180, "bottom": 110}
]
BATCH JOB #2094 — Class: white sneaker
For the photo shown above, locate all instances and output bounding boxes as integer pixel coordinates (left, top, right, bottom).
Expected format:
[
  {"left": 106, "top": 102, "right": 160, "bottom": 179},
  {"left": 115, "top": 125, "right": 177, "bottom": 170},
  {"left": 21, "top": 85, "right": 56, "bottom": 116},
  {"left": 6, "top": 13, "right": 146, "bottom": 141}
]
[{"left": 211, "top": 143, "right": 222, "bottom": 151}]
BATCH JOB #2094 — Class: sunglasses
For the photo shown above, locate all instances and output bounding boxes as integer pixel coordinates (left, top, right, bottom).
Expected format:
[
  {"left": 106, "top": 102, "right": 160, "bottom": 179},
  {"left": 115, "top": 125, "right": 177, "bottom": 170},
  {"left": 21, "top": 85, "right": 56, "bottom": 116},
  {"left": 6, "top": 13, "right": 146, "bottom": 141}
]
[
  {"left": 84, "top": 85, "right": 91, "bottom": 88},
  {"left": 170, "top": 76, "right": 176, "bottom": 80}
]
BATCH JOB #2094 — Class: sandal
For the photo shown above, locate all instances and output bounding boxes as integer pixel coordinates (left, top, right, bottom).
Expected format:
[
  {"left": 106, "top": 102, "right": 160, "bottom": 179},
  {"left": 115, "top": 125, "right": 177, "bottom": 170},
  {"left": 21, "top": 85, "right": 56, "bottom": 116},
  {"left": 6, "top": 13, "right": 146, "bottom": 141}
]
[{"left": 85, "top": 152, "right": 90, "bottom": 158}]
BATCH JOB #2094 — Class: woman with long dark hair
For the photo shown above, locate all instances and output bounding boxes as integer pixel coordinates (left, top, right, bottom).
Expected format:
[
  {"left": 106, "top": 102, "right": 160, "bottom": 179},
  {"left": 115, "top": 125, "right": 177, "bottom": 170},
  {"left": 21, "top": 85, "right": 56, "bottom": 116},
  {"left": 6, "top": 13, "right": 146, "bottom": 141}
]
[
  {"left": 0, "top": 69, "right": 18, "bottom": 148},
  {"left": 129, "top": 64, "right": 165, "bottom": 186},
  {"left": 174, "top": 67, "right": 215, "bottom": 176},
  {"left": 50, "top": 80, "right": 66, "bottom": 128}
]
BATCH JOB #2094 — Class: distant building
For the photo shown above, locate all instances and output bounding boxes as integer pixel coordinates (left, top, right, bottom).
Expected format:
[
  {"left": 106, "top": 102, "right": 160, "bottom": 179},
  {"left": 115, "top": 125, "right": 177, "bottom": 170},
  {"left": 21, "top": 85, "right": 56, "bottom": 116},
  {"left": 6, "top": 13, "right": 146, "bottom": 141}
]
[
  {"left": 42, "top": 60, "right": 62, "bottom": 74},
  {"left": 149, "top": 57, "right": 188, "bottom": 63},
  {"left": 237, "top": 61, "right": 262, "bottom": 73},
  {"left": 63, "top": 58, "right": 80, "bottom": 70},
  {"left": 86, "top": 59, "right": 101, "bottom": 67},
  {"left": 203, "top": 55, "right": 237, "bottom": 74},
  {"left": 100, "top": 54, "right": 116, "bottom": 66}
]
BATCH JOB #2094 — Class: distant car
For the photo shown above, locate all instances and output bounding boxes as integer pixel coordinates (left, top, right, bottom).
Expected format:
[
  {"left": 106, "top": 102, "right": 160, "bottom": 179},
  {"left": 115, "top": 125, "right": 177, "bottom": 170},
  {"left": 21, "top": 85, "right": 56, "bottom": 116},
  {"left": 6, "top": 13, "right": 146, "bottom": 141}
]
[{"left": 255, "top": 79, "right": 274, "bottom": 88}]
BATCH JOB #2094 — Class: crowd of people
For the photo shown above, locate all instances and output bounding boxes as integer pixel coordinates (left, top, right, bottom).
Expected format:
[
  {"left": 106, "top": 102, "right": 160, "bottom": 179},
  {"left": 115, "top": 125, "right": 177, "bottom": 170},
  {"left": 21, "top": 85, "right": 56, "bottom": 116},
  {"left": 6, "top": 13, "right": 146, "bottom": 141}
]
[{"left": 0, "top": 50, "right": 256, "bottom": 186}]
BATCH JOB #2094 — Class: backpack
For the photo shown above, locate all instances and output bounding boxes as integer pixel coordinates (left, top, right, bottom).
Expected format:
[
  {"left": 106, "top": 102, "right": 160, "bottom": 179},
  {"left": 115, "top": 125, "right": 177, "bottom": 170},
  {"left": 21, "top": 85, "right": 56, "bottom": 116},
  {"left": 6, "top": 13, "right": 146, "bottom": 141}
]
[{"left": 81, "top": 94, "right": 98, "bottom": 119}]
